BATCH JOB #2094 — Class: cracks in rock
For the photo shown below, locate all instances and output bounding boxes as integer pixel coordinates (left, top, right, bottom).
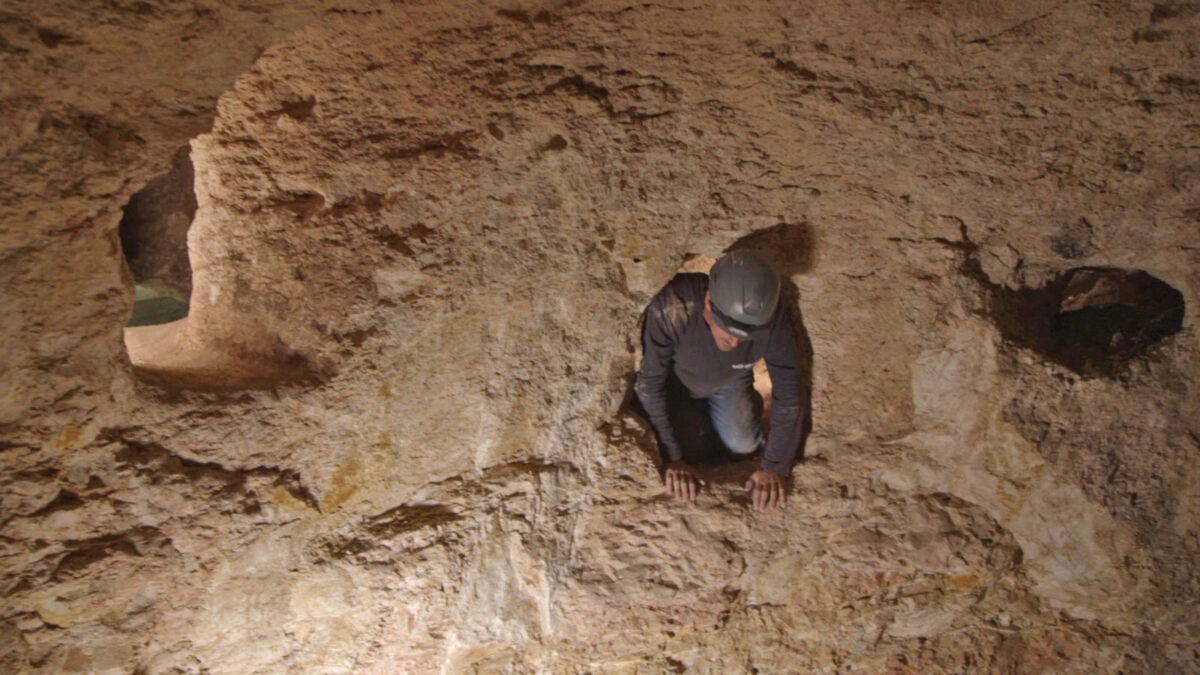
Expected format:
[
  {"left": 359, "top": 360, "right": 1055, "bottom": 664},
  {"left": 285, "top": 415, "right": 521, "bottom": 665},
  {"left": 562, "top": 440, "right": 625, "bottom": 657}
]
[
  {"left": 1136, "top": 2, "right": 1200, "bottom": 41},
  {"left": 271, "top": 190, "right": 325, "bottom": 217},
  {"left": 612, "top": 3, "right": 689, "bottom": 16},
  {"left": 1150, "top": 2, "right": 1200, "bottom": 22},
  {"left": 841, "top": 270, "right": 877, "bottom": 281},
  {"left": 1, "top": 428, "right": 322, "bottom": 606},
  {"left": 762, "top": 53, "right": 947, "bottom": 120},
  {"left": 773, "top": 58, "right": 819, "bottom": 81},
  {"left": 958, "top": 2, "right": 1070, "bottom": 45},
  {"left": 23, "top": 489, "right": 84, "bottom": 519},
  {"left": 365, "top": 503, "right": 461, "bottom": 538},
  {"left": 2, "top": 524, "right": 173, "bottom": 603},
  {"left": 263, "top": 96, "right": 315, "bottom": 123},
  {"left": 313, "top": 503, "right": 464, "bottom": 561},
  {"left": 543, "top": 72, "right": 607, "bottom": 103},
  {"left": 36, "top": 104, "right": 145, "bottom": 158},
  {"left": 373, "top": 221, "right": 440, "bottom": 257},
  {"left": 480, "top": 459, "right": 582, "bottom": 486},
  {"left": 886, "top": 234, "right": 973, "bottom": 253},
  {"left": 1159, "top": 73, "right": 1200, "bottom": 96},
  {"left": 0, "top": 440, "right": 35, "bottom": 454},
  {"left": 496, "top": 8, "right": 556, "bottom": 25},
  {"left": 527, "top": 71, "right": 675, "bottom": 121},
  {"left": 49, "top": 526, "right": 171, "bottom": 585},
  {"left": 382, "top": 129, "right": 481, "bottom": 161},
  {"left": 102, "top": 430, "right": 320, "bottom": 512},
  {"left": 324, "top": 7, "right": 383, "bottom": 17},
  {"left": 35, "top": 27, "right": 83, "bottom": 49},
  {"left": 311, "top": 459, "right": 581, "bottom": 565}
]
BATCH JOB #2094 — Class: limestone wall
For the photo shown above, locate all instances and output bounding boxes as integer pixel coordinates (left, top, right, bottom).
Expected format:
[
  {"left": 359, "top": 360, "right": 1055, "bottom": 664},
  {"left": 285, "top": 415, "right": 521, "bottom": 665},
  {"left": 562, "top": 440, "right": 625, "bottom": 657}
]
[{"left": 2, "top": 1, "right": 1197, "bottom": 672}]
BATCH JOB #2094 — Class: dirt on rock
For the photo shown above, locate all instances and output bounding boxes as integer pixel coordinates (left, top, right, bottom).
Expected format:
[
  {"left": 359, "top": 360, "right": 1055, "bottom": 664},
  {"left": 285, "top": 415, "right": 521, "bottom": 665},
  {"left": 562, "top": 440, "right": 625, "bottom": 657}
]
[{"left": 1, "top": 1, "right": 1197, "bottom": 672}]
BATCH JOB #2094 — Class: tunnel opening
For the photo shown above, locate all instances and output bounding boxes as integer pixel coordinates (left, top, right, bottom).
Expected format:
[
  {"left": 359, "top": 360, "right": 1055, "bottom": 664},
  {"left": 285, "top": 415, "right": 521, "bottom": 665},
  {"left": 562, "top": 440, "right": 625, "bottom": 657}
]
[
  {"left": 621, "top": 254, "right": 774, "bottom": 473},
  {"left": 636, "top": 254, "right": 775, "bottom": 461},
  {"left": 986, "top": 266, "right": 1185, "bottom": 377},
  {"left": 617, "top": 225, "right": 816, "bottom": 495},
  {"left": 119, "top": 145, "right": 195, "bottom": 327},
  {"left": 118, "top": 142, "right": 316, "bottom": 390}
]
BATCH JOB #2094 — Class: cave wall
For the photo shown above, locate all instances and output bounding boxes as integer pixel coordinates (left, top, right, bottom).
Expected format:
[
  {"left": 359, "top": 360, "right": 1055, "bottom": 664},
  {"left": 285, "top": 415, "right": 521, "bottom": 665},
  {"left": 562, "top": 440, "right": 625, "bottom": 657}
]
[{"left": 2, "top": 1, "right": 1198, "bottom": 672}]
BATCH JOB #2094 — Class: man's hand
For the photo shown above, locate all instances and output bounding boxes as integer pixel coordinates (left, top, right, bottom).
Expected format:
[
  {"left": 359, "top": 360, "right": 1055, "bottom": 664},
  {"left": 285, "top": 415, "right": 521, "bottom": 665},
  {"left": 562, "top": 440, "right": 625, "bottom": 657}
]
[
  {"left": 664, "top": 461, "right": 703, "bottom": 502},
  {"left": 745, "top": 470, "right": 787, "bottom": 510}
]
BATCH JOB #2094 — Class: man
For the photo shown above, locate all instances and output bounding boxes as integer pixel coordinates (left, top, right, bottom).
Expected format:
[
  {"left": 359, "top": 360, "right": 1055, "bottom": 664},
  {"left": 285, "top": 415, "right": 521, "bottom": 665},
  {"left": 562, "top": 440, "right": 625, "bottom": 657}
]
[{"left": 634, "top": 251, "right": 809, "bottom": 510}]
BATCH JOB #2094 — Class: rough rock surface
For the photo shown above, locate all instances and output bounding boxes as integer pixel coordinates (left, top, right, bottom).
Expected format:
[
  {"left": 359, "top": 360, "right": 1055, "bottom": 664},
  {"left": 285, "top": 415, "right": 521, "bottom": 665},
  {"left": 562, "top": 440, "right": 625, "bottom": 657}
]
[{"left": 2, "top": 0, "right": 1198, "bottom": 672}]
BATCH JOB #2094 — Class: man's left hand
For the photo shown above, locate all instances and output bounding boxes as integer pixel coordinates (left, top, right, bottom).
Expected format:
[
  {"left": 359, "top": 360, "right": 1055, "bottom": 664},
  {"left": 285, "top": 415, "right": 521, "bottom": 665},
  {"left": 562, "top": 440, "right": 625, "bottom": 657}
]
[{"left": 745, "top": 470, "right": 787, "bottom": 511}]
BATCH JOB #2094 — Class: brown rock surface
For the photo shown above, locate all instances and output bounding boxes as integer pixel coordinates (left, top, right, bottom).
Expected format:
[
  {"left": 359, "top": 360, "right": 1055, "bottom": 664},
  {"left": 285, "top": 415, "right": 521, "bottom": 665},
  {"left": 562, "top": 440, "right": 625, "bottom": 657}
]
[{"left": 2, "top": 0, "right": 1198, "bottom": 672}]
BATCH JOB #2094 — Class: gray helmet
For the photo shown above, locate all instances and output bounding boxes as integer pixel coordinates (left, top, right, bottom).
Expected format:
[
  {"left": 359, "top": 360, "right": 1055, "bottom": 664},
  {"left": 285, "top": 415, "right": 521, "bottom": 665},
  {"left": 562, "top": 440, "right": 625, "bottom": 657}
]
[{"left": 708, "top": 251, "right": 781, "bottom": 339}]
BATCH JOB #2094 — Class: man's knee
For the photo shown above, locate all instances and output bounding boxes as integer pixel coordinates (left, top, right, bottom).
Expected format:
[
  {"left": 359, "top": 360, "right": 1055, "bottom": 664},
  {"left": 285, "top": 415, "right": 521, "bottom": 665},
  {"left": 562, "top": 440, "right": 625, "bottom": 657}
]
[
  {"left": 709, "top": 387, "right": 763, "bottom": 455},
  {"left": 723, "top": 427, "right": 762, "bottom": 455}
]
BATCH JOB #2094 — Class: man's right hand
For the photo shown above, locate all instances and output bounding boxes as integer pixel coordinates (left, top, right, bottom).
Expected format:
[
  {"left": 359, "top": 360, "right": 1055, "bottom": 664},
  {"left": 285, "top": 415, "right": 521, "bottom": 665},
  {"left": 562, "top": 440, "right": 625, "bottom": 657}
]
[{"left": 665, "top": 460, "right": 702, "bottom": 502}]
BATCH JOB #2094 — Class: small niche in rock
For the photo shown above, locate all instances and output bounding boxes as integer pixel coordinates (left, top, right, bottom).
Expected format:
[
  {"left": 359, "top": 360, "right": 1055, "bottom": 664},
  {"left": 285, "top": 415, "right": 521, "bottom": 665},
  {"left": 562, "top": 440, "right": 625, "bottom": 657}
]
[
  {"left": 988, "top": 266, "right": 1185, "bottom": 377},
  {"left": 119, "top": 145, "right": 196, "bottom": 327},
  {"left": 120, "top": 143, "right": 316, "bottom": 390}
]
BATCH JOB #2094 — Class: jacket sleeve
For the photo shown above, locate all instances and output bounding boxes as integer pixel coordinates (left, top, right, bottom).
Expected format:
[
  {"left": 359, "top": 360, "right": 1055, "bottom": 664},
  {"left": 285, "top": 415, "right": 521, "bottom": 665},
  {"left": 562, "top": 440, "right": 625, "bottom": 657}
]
[
  {"left": 634, "top": 284, "right": 686, "bottom": 463},
  {"left": 760, "top": 307, "right": 811, "bottom": 477}
]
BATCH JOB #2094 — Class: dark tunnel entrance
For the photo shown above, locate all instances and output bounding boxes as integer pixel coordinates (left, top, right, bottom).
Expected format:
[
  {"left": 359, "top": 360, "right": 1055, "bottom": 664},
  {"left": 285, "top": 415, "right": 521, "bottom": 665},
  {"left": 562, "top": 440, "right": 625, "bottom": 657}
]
[{"left": 119, "top": 145, "right": 196, "bottom": 327}]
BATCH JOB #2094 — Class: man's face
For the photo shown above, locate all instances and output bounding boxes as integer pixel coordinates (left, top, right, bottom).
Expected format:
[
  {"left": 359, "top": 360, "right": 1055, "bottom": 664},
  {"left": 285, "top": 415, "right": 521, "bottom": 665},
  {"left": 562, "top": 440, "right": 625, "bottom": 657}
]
[{"left": 704, "top": 293, "right": 743, "bottom": 352}]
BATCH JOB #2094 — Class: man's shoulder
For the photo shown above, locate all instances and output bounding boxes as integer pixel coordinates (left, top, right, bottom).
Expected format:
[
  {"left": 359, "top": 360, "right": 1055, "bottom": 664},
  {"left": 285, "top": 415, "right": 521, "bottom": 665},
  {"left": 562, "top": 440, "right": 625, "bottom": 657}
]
[
  {"left": 646, "top": 273, "right": 707, "bottom": 333},
  {"left": 652, "top": 273, "right": 708, "bottom": 311},
  {"left": 658, "top": 273, "right": 708, "bottom": 300}
]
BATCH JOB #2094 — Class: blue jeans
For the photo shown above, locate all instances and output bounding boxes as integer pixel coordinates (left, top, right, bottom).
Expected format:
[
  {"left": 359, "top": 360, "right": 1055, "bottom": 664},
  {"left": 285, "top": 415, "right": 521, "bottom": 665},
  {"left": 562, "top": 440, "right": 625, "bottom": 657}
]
[{"left": 667, "top": 371, "right": 763, "bottom": 461}]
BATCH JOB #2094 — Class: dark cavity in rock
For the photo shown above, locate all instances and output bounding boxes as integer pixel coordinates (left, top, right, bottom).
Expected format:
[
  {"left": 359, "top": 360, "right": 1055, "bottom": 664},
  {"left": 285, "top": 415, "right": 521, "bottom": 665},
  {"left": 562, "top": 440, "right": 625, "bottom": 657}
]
[
  {"left": 986, "top": 266, "right": 1185, "bottom": 377},
  {"left": 119, "top": 145, "right": 196, "bottom": 326}
]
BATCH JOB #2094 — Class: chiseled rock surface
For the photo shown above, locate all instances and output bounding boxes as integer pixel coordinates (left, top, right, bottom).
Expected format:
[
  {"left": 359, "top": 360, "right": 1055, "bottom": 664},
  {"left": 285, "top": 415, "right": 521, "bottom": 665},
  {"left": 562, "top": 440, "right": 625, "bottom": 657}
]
[{"left": 2, "top": 1, "right": 1198, "bottom": 672}]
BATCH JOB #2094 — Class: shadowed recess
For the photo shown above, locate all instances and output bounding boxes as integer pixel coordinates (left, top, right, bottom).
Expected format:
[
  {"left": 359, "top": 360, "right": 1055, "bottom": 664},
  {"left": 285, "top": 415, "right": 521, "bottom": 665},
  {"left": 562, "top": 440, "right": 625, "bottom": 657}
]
[
  {"left": 985, "top": 266, "right": 1185, "bottom": 377},
  {"left": 119, "top": 145, "right": 196, "bottom": 327}
]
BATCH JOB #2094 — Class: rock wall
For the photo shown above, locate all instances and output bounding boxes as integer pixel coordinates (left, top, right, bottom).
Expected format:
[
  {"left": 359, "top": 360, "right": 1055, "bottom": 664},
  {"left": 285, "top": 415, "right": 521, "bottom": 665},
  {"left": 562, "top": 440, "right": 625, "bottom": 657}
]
[{"left": 2, "top": 1, "right": 1198, "bottom": 672}]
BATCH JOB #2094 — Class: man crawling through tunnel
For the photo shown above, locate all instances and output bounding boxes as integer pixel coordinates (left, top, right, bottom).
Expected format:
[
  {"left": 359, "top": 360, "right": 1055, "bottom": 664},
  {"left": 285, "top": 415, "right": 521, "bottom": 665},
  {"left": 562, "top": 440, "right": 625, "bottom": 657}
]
[{"left": 635, "top": 251, "right": 811, "bottom": 510}]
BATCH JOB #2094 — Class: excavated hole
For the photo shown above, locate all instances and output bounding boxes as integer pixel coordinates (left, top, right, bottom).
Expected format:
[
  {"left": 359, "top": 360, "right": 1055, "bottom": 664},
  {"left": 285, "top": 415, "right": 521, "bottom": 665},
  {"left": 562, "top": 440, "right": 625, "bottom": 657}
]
[
  {"left": 119, "top": 145, "right": 195, "bottom": 327},
  {"left": 986, "top": 266, "right": 1185, "bottom": 377},
  {"left": 119, "top": 142, "right": 316, "bottom": 390},
  {"left": 621, "top": 225, "right": 815, "bottom": 492},
  {"left": 624, "top": 253, "right": 775, "bottom": 471}
]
